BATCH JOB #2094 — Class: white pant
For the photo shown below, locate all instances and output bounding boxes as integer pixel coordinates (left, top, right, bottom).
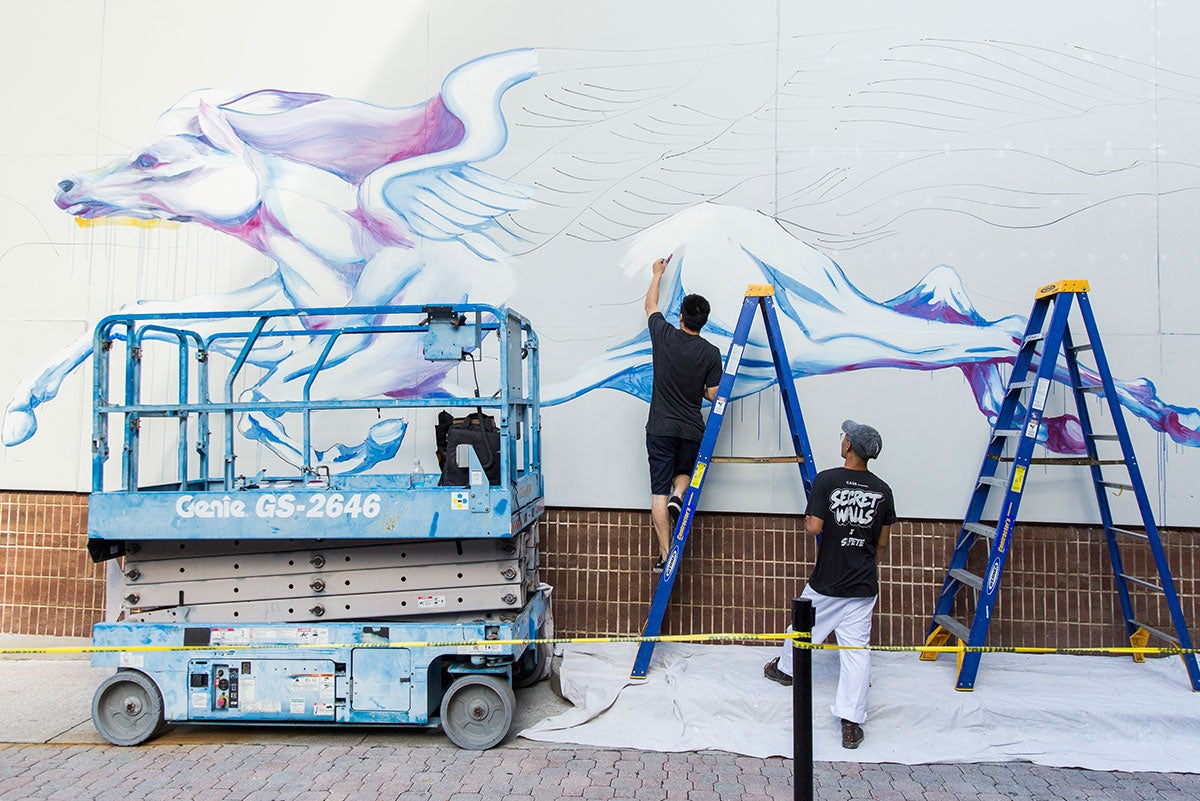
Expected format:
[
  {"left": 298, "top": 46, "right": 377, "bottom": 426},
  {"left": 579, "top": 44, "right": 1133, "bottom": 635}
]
[{"left": 778, "top": 585, "right": 877, "bottom": 725}]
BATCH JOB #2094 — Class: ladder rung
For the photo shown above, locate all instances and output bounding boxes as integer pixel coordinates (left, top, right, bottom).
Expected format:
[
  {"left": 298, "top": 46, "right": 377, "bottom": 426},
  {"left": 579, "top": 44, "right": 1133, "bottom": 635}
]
[
  {"left": 1069, "top": 343, "right": 1094, "bottom": 353},
  {"left": 1098, "top": 481, "right": 1134, "bottom": 491},
  {"left": 963, "top": 522, "right": 997, "bottom": 539},
  {"left": 933, "top": 614, "right": 971, "bottom": 643},
  {"left": 992, "top": 429, "right": 1023, "bottom": 439},
  {"left": 948, "top": 568, "right": 983, "bottom": 591},
  {"left": 1119, "top": 574, "right": 1163, "bottom": 592},
  {"left": 1007, "top": 380, "right": 1035, "bottom": 391},
  {"left": 977, "top": 476, "right": 1007, "bottom": 488},
  {"left": 1110, "top": 526, "right": 1149, "bottom": 541},
  {"left": 994, "top": 456, "right": 1125, "bottom": 466},
  {"left": 1087, "top": 434, "right": 1120, "bottom": 441},
  {"left": 1077, "top": 385, "right": 1104, "bottom": 394},
  {"left": 710, "top": 455, "right": 805, "bottom": 464},
  {"left": 1129, "top": 620, "right": 1180, "bottom": 646},
  {"left": 1022, "top": 333, "right": 1045, "bottom": 345}
]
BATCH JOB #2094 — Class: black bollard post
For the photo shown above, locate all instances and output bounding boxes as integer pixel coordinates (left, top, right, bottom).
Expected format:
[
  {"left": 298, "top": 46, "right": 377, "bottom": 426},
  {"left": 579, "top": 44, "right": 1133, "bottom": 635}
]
[{"left": 793, "top": 597, "right": 814, "bottom": 801}]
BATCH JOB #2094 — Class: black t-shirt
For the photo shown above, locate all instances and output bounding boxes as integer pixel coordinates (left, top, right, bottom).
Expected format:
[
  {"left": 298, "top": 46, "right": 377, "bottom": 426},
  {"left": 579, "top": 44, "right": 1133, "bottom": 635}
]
[
  {"left": 807, "top": 466, "right": 897, "bottom": 598},
  {"left": 646, "top": 312, "right": 723, "bottom": 441}
]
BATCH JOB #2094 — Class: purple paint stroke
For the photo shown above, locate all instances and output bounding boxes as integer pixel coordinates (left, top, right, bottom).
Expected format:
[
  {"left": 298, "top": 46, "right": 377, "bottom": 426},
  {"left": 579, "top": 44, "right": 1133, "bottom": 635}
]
[{"left": 216, "top": 93, "right": 467, "bottom": 184}]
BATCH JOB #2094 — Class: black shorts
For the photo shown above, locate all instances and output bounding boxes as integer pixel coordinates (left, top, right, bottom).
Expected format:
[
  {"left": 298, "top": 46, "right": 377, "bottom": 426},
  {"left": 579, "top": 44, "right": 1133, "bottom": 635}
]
[{"left": 646, "top": 433, "right": 701, "bottom": 496}]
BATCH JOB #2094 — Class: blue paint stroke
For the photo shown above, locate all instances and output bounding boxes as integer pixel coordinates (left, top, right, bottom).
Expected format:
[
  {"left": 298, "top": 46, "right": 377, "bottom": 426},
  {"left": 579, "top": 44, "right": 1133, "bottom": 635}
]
[{"left": 543, "top": 204, "right": 1200, "bottom": 455}]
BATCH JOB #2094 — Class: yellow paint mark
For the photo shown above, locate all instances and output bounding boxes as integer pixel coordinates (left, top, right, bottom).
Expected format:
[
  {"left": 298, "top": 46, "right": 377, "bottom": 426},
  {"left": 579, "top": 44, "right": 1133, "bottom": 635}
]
[{"left": 75, "top": 216, "right": 179, "bottom": 230}]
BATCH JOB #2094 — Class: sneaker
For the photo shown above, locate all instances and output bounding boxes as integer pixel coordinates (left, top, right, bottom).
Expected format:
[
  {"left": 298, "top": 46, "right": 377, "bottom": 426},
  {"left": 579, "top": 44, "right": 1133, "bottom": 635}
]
[
  {"left": 841, "top": 719, "right": 864, "bottom": 749},
  {"left": 667, "top": 495, "right": 682, "bottom": 526},
  {"left": 763, "top": 657, "right": 792, "bottom": 686},
  {"left": 652, "top": 558, "right": 665, "bottom": 573}
]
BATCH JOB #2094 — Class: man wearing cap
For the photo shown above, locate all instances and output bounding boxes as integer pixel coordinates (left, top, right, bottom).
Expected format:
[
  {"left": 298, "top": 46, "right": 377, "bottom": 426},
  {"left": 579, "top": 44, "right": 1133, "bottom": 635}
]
[{"left": 763, "top": 419, "right": 896, "bottom": 750}]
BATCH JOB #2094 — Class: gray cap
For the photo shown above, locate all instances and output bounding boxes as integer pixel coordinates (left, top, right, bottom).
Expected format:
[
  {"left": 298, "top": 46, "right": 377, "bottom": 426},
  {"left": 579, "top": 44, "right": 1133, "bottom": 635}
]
[{"left": 842, "top": 419, "right": 882, "bottom": 460}]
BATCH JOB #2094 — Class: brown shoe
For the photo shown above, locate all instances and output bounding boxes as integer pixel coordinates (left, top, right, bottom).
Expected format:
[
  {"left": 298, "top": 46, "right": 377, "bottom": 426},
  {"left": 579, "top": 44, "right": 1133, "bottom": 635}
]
[
  {"left": 841, "top": 718, "right": 864, "bottom": 749},
  {"left": 763, "top": 657, "right": 792, "bottom": 686}
]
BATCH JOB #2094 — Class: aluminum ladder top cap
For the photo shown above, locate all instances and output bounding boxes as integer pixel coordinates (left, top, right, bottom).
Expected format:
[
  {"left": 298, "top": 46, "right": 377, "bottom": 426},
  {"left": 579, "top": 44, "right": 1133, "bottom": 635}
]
[{"left": 1035, "top": 279, "right": 1090, "bottom": 299}]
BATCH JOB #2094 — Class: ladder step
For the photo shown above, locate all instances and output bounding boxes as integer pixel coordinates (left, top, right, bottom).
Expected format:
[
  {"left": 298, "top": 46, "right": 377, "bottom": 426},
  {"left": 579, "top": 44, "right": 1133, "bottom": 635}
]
[
  {"left": 997, "top": 456, "right": 1125, "bottom": 466},
  {"left": 1087, "top": 433, "right": 1120, "bottom": 441},
  {"left": 976, "top": 476, "right": 1007, "bottom": 488},
  {"left": 962, "top": 522, "right": 997, "bottom": 539},
  {"left": 1069, "top": 343, "right": 1094, "bottom": 353},
  {"left": 710, "top": 455, "right": 805, "bottom": 464},
  {"left": 1007, "top": 380, "right": 1036, "bottom": 391},
  {"left": 948, "top": 568, "right": 984, "bottom": 591},
  {"left": 1129, "top": 619, "right": 1181, "bottom": 646},
  {"left": 1110, "top": 526, "right": 1148, "bottom": 541},
  {"left": 992, "top": 429, "right": 1023, "bottom": 439},
  {"left": 1119, "top": 574, "right": 1163, "bottom": 592},
  {"left": 1098, "top": 480, "right": 1134, "bottom": 491},
  {"left": 933, "top": 614, "right": 971, "bottom": 643},
  {"left": 1076, "top": 385, "right": 1104, "bottom": 394},
  {"left": 1022, "top": 333, "right": 1046, "bottom": 346}
]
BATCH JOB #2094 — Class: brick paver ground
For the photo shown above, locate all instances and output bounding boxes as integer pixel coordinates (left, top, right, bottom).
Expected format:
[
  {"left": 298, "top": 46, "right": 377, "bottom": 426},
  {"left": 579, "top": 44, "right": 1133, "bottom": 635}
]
[{"left": 1, "top": 743, "right": 1198, "bottom": 801}]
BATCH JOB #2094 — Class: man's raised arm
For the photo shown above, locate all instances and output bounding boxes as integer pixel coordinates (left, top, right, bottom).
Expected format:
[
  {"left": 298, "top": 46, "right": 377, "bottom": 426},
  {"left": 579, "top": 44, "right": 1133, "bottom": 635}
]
[{"left": 645, "top": 257, "right": 669, "bottom": 318}]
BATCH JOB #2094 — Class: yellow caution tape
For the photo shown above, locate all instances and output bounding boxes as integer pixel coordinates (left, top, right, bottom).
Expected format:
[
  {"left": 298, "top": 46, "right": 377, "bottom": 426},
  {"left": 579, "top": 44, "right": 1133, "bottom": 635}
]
[{"left": 0, "top": 631, "right": 1195, "bottom": 656}]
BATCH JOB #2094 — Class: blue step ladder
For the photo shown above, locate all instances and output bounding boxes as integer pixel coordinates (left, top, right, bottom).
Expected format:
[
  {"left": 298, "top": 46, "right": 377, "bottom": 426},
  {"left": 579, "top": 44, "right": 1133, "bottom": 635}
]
[
  {"left": 630, "top": 284, "right": 818, "bottom": 679},
  {"left": 923, "top": 280, "right": 1200, "bottom": 691}
]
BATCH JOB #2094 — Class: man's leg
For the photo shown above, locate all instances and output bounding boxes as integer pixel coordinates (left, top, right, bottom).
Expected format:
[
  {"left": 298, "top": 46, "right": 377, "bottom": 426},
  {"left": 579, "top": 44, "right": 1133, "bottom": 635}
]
[
  {"left": 650, "top": 494, "right": 671, "bottom": 561},
  {"left": 669, "top": 439, "right": 701, "bottom": 525},
  {"left": 646, "top": 434, "right": 676, "bottom": 565},
  {"left": 830, "top": 595, "right": 877, "bottom": 725},
  {"left": 668, "top": 473, "right": 689, "bottom": 523},
  {"left": 777, "top": 585, "right": 837, "bottom": 676}
]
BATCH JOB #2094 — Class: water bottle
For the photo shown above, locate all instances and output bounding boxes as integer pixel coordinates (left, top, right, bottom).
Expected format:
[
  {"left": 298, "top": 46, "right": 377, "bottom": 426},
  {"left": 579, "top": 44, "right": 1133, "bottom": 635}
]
[{"left": 411, "top": 457, "right": 424, "bottom": 488}]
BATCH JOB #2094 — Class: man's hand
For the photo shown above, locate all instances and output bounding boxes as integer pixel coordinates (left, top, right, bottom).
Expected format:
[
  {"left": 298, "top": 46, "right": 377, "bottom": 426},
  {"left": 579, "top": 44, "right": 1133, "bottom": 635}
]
[{"left": 646, "top": 256, "right": 670, "bottom": 317}]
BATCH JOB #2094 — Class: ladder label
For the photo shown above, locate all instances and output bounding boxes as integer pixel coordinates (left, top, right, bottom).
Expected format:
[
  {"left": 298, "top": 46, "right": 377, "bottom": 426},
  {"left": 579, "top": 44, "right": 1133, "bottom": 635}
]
[
  {"left": 713, "top": 398, "right": 726, "bottom": 415},
  {"left": 1024, "top": 416, "right": 1040, "bottom": 439},
  {"left": 690, "top": 462, "right": 707, "bottom": 488},
  {"left": 986, "top": 560, "right": 1002, "bottom": 593},
  {"left": 676, "top": 508, "right": 691, "bottom": 541},
  {"left": 1032, "top": 378, "right": 1050, "bottom": 411},
  {"left": 1011, "top": 466, "right": 1026, "bottom": 493},
  {"left": 996, "top": 517, "right": 1013, "bottom": 554},
  {"left": 663, "top": 548, "right": 680, "bottom": 580},
  {"left": 725, "top": 344, "right": 744, "bottom": 375}
]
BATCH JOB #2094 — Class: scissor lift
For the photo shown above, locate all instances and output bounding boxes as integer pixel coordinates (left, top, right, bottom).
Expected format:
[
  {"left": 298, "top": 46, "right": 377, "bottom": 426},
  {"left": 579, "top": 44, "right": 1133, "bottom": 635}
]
[{"left": 86, "top": 303, "right": 550, "bottom": 749}]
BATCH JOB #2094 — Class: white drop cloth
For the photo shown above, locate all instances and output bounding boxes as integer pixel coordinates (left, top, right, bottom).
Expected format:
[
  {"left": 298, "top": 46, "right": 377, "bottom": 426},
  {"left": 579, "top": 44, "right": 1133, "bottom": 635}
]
[{"left": 519, "top": 642, "right": 1200, "bottom": 772}]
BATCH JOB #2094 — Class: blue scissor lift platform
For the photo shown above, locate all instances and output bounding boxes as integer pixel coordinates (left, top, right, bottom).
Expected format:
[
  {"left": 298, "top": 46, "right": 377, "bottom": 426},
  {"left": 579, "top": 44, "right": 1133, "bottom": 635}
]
[{"left": 85, "top": 304, "right": 550, "bottom": 749}]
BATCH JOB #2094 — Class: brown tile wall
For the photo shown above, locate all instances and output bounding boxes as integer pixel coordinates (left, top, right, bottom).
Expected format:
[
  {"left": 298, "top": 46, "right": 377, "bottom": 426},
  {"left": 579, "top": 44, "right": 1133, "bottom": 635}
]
[
  {"left": 537, "top": 510, "right": 1199, "bottom": 650},
  {"left": 1, "top": 492, "right": 1197, "bottom": 651},
  {"left": 0, "top": 491, "right": 102, "bottom": 637}
]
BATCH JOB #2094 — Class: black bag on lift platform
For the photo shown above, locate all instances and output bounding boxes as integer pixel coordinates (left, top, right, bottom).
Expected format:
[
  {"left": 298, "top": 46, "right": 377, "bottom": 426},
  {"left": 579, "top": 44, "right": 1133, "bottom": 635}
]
[{"left": 435, "top": 410, "right": 502, "bottom": 486}]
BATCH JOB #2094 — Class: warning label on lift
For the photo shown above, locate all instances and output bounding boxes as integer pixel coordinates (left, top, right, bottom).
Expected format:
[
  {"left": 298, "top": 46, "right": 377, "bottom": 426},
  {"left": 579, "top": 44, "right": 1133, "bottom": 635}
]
[{"left": 210, "top": 627, "right": 331, "bottom": 647}]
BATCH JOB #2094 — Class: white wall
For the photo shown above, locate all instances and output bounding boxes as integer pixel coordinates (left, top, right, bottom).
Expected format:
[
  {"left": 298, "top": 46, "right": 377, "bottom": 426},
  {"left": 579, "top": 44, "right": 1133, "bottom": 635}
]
[{"left": 1, "top": 0, "right": 1197, "bottom": 525}]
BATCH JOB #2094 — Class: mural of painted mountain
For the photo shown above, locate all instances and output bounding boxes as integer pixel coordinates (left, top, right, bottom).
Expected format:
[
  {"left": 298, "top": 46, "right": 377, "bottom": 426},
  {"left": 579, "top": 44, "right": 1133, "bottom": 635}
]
[{"left": 545, "top": 204, "right": 1200, "bottom": 454}]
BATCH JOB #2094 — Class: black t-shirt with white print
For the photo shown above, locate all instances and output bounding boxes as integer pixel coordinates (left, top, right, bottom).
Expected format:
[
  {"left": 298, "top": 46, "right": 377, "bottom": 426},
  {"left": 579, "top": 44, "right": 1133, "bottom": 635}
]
[{"left": 806, "top": 466, "right": 897, "bottom": 598}]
